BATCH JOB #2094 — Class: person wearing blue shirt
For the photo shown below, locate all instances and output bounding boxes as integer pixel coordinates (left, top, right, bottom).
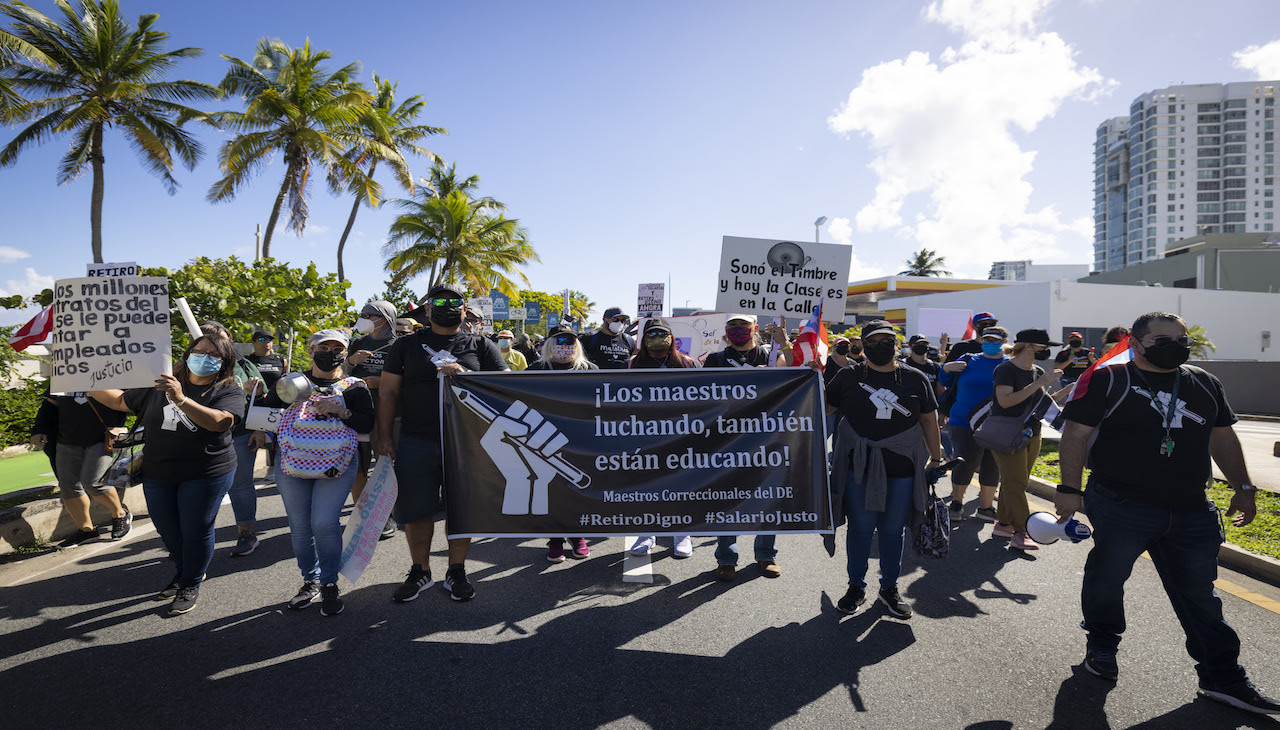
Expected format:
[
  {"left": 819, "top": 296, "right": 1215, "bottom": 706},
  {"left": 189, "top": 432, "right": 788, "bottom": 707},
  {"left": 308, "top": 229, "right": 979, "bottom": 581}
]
[{"left": 938, "top": 326, "right": 1009, "bottom": 523}]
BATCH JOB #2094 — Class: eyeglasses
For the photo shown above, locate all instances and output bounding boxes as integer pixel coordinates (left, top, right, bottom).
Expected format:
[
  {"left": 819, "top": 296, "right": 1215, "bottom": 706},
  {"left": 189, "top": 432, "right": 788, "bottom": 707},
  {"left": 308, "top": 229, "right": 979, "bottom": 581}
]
[
  {"left": 553, "top": 335, "right": 577, "bottom": 345},
  {"left": 431, "top": 297, "right": 463, "bottom": 308},
  {"left": 314, "top": 344, "right": 346, "bottom": 353},
  {"left": 1145, "top": 335, "right": 1191, "bottom": 347},
  {"left": 645, "top": 330, "right": 670, "bottom": 339}
]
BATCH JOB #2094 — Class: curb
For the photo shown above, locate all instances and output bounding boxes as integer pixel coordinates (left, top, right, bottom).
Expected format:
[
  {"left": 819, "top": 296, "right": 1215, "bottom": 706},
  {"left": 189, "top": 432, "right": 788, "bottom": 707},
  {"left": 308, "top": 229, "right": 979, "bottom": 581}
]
[
  {"left": 1027, "top": 476, "right": 1280, "bottom": 587},
  {"left": 1, "top": 489, "right": 147, "bottom": 554}
]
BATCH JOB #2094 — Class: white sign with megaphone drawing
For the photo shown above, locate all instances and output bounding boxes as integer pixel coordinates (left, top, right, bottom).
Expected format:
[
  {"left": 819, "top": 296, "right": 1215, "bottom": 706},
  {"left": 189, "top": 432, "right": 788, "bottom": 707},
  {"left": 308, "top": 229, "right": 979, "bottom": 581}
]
[{"left": 1026, "top": 511, "right": 1092, "bottom": 545}]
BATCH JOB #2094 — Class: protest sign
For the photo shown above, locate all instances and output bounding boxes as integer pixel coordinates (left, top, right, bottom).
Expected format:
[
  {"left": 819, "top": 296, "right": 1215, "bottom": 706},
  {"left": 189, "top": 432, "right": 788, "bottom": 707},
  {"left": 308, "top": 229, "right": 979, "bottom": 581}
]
[
  {"left": 489, "top": 289, "right": 510, "bottom": 319},
  {"left": 245, "top": 391, "right": 284, "bottom": 432},
  {"left": 339, "top": 456, "right": 399, "bottom": 583},
  {"left": 441, "top": 368, "right": 831, "bottom": 538},
  {"left": 640, "top": 313, "right": 728, "bottom": 366},
  {"left": 715, "top": 236, "right": 851, "bottom": 321},
  {"left": 917, "top": 308, "right": 973, "bottom": 342},
  {"left": 86, "top": 261, "right": 137, "bottom": 277},
  {"left": 637, "top": 283, "right": 664, "bottom": 318},
  {"left": 468, "top": 297, "right": 494, "bottom": 333},
  {"left": 49, "top": 276, "right": 172, "bottom": 392}
]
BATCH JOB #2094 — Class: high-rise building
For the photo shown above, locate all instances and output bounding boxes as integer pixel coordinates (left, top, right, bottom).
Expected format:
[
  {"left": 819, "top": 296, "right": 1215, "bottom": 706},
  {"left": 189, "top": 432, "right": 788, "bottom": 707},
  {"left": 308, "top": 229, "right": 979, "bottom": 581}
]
[{"left": 1092, "top": 82, "right": 1280, "bottom": 272}]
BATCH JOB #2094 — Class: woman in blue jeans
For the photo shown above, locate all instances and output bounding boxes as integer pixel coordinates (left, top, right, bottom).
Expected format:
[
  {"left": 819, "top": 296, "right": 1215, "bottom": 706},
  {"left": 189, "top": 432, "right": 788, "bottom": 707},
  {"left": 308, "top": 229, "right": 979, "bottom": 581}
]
[
  {"left": 257, "top": 329, "right": 374, "bottom": 616},
  {"left": 92, "top": 335, "right": 246, "bottom": 616},
  {"left": 824, "top": 321, "right": 943, "bottom": 619}
]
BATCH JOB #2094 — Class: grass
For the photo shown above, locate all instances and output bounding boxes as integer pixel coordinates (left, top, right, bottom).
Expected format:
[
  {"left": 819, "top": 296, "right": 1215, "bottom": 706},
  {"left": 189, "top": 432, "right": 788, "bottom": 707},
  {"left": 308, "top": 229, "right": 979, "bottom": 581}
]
[
  {"left": 0, "top": 534, "right": 57, "bottom": 564},
  {"left": 1033, "top": 442, "right": 1280, "bottom": 561},
  {"left": 0, "top": 450, "right": 57, "bottom": 496}
]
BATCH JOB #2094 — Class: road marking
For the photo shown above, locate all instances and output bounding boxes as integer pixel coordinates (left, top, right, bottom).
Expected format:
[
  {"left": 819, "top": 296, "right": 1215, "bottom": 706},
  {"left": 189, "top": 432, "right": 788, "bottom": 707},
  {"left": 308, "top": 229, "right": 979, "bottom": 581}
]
[
  {"left": 1139, "top": 551, "right": 1280, "bottom": 616},
  {"left": 622, "top": 536, "right": 653, "bottom": 583}
]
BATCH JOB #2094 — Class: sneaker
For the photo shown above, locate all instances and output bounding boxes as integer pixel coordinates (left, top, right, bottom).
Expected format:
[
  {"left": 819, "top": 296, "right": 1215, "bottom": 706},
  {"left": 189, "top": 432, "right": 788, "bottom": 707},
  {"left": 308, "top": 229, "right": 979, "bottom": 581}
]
[
  {"left": 948, "top": 501, "right": 966, "bottom": 522},
  {"left": 289, "top": 581, "right": 320, "bottom": 610},
  {"left": 57, "top": 528, "right": 98, "bottom": 549},
  {"left": 1198, "top": 681, "right": 1280, "bottom": 715},
  {"left": 673, "top": 536, "right": 694, "bottom": 558},
  {"left": 110, "top": 509, "right": 133, "bottom": 540},
  {"left": 878, "top": 587, "right": 913, "bottom": 619},
  {"left": 758, "top": 560, "right": 782, "bottom": 578},
  {"left": 1011, "top": 531, "right": 1039, "bottom": 551},
  {"left": 837, "top": 586, "right": 866, "bottom": 615},
  {"left": 715, "top": 565, "right": 737, "bottom": 582},
  {"left": 546, "top": 538, "right": 566, "bottom": 563},
  {"left": 1084, "top": 648, "right": 1119, "bottom": 681},
  {"left": 230, "top": 533, "right": 259, "bottom": 557},
  {"left": 379, "top": 521, "right": 398, "bottom": 540},
  {"left": 570, "top": 538, "right": 590, "bottom": 559},
  {"left": 975, "top": 507, "right": 997, "bottom": 523},
  {"left": 168, "top": 585, "right": 199, "bottom": 615},
  {"left": 155, "top": 572, "right": 182, "bottom": 601},
  {"left": 443, "top": 565, "right": 475, "bottom": 602},
  {"left": 319, "top": 583, "right": 344, "bottom": 617},
  {"left": 392, "top": 565, "right": 433, "bottom": 603},
  {"left": 630, "top": 536, "right": 655, "bottom": 556},
  {"left": 992, "top": 522, "right": 1015, "bottom": 538}
]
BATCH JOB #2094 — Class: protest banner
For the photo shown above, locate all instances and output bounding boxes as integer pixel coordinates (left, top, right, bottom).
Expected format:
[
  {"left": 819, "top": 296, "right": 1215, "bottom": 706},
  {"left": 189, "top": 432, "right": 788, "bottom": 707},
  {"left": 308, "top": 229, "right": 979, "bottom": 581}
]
[
  {"left": 917, "top": 308, "right": 973, "bottom": 342},
  {"left": 441, "top": 368, "right": 831, "bottom": 538},
  {"left": 637, "top": 283, "right": 664, "bottom": 318},
  {"left": 715, "top": 236, "right": 851, "bottom": 321},
  {"left": 489, "top": 289, "right": 510, "bottom": 319},
  {"left": 640, "top": 313, "right": 728, "bottom": 366},
  {"left": 49, "top": 276, "right": 172, "bottom": 392},
  {"left": 524, "top": 302, "right": 542, "bottom": 325},
  {"left": 339, "top": 457, "right": 399, "bottom": 583}
]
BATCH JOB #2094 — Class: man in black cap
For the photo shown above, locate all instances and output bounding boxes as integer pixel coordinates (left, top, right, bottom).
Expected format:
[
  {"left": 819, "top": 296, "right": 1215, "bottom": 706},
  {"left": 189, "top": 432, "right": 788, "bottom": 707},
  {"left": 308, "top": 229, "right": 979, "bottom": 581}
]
[
  {"left": 246, "top": 328, "right": 287, "bottom": 392},
  {"left": 377, "top": 283, "right": 508, "bottom": 604},
  {"left": 581, "top": 307, "right": 635, "bottom": 369}
]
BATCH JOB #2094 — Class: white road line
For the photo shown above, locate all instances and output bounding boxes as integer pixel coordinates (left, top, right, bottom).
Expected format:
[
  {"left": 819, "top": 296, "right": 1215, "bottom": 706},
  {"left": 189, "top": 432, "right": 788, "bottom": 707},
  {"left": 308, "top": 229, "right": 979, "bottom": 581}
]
[{"left": 621, "top": 536, "right": 653, "bottom": 583}]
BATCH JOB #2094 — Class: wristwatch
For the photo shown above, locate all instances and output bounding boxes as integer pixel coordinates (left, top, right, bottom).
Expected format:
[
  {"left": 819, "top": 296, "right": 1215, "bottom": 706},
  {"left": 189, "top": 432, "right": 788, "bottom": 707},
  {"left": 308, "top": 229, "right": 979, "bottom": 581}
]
[{"left": 1235, "top": 484, "right": 1258, "bottom": 492}]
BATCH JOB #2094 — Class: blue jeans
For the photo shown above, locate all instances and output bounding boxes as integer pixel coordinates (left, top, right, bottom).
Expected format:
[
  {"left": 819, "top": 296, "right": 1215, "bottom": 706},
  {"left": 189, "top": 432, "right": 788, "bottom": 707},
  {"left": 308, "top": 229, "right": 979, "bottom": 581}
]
[
  {"left": 844, "top": 474, "right": 913, "bottom": 590},
  {"left": 275, "top": 462, "right": 357, "bottom": 584},
  {"left": 229, "top": 433, "right": 257, "bottom": 527},
  {"left": 143, "top": 472, "right": 236, "bottom": 588},
  {"left": 1081, "top": 482, "right": 1246, "bottom": 690},
  {"left": 715, "top": 535, "right": 778, "bottom": 566}
]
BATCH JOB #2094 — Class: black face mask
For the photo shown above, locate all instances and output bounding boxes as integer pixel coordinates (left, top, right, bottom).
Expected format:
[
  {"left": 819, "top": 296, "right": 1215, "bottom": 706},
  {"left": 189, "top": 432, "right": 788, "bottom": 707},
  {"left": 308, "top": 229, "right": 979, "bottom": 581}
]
[
  {"left": 1140, "top": 341, "right": 1191, "bottom": 369},
  {"left": 313, "top": 350, "right": 345, "bottom": 371},
  {"left": 864, "top": 340, "right": 896, "bottom": 366},
  {"left": 1034, "top": 349, "right": 1051, "bottom": 361},
  {"left": 431, "top": 306, "right": 463, "bottom": 328},
  {"left": 911, "top": 343, "right": 929, "bottom": 356},
  {"left": 835, "top": 344, "right": 850, "bottom": 356},
  {"left": 1068, "top": 338, "right": 1083, "bottom": 348},
  {"left": 849, "top": 345, "right": 863, "bottom": 356}
]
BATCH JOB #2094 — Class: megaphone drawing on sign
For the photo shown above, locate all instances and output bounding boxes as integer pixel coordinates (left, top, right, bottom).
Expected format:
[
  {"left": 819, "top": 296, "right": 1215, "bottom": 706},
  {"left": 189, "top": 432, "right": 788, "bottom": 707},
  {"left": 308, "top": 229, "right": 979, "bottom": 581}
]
[
  {"left": 1026, "top": 511, "right": 1092, "bottom": 545},
  {"left": 765, "top": 241, "right": 811, "bottom": 272}
]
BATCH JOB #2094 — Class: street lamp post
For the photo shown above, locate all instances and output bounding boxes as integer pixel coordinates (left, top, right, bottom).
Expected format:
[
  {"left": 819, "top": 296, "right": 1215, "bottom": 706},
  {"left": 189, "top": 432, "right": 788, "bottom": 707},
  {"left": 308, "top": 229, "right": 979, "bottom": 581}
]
[{"left": 813, "top": 216, "right": 828, "bottom": 244}]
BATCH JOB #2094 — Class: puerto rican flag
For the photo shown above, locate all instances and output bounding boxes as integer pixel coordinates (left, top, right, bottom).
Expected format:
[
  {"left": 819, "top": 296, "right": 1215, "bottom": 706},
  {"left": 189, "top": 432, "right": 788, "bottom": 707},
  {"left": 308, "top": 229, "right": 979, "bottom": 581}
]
[
  {"left": 1067, "top": 334, "right": 1132, "bottom": 403},
  {"left": 7, "top": 304, "right": 53, "bottom": 352},
  {"left": 791, "top": 297, "right": 828, "bottom": 370}
]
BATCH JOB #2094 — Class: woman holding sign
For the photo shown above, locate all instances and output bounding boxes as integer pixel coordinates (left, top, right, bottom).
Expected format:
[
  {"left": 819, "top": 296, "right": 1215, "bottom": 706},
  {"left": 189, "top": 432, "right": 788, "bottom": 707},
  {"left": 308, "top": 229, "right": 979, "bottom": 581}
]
[{"left": 91, "top": 335, "right": 245, "bottom": 616}]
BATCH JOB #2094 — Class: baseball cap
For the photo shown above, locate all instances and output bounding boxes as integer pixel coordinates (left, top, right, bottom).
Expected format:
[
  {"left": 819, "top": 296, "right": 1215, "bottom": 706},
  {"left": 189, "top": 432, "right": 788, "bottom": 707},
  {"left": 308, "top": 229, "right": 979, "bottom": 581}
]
[
  {"left": 1014, "top": 328, "right": 1062, "bottom": 346},
  {"left": 643, "top": 318, "right": 672, "bottom": 334},
  {"left": 1068, "top": 331, "right": 1083, "bottom": 339},
  {"left": 308, "top": 328, "right": 350, "bottom": 349},
  {"left": 426, "top": 282, "right": 467, "bottom": 300},
  {"left": 908, "top": 334, "right": 929, "bottom": 345},
  {"left": 860, "top": 320, "right": 897, "bottom": 339},
  {"left": 726, "top": 313, "right": 757, "bottom": 324},
  {"left": 252, "top": 328, "right": 273, "bottom": 341},
  {"left": 972, "top": 312, "right": 997, "bottom": 326},
  {"left": 547, "top": 324, "right": 577, "bottom": 340},
  {"left": 981, "top": 326, "right": 1009, "bottom": 340},
  {"left": 603, "top": 307, "right": 626, "bottom": 320}
]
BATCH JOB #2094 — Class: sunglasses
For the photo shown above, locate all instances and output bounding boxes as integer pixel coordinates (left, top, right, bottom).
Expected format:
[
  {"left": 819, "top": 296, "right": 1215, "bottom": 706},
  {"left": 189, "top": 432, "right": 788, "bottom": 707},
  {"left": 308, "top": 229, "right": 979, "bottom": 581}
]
[
  {"left": 1145, "top": 335, "right": 1191, "bottom": 347},
  {"left": 609, "top": 316, "right": 630, "bottom": 323},
  {"left": 314, "top": 344, "right": 346, "bottom": 353},
  {"left": 645, "top": 330, "right": 671, "bottom": 339},
  {"left": 254, "top": 336, "right": 274, "bottom": 342},
  {"left": 553, "top": 335, "right": 577, "bottom": 345},
  {"left": 431, "top": 297, "right": 463, "bottom": 307}
]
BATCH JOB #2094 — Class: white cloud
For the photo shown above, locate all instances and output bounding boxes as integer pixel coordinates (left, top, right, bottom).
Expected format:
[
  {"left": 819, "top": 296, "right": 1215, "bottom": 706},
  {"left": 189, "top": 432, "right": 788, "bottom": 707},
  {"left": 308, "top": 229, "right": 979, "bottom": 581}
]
[
  {"left": 0, "top": 267, "right": 54, "bottom": 298},
  {"left": 1233, "top": 40, "right": 1280, "bottom": 79},
  {"left": 308, "top": 224, "right": 331, "bottom": 235},
  {"left": 825, "top": 217, "right": 888, "bottom": 280},
  {"left": 0, "top": 246, "right": 31, "bottom": 264},
  {"left": 828, "top": 0, "right": 1112, "bottom": 276}
]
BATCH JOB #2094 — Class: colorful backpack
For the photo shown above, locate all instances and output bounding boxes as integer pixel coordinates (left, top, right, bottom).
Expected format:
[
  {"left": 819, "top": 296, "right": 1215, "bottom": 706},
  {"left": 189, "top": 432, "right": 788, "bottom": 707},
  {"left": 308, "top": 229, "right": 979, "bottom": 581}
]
[{"left": 277, "top": 376, "right": 364, "bottom": 479}]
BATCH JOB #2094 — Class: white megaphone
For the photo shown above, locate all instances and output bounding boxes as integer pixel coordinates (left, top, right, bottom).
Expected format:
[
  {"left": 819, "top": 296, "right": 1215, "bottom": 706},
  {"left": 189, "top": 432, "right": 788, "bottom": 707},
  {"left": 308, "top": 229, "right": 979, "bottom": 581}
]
[{"left": 1025, "top": 511, "right": 1092, "bottom": 545}]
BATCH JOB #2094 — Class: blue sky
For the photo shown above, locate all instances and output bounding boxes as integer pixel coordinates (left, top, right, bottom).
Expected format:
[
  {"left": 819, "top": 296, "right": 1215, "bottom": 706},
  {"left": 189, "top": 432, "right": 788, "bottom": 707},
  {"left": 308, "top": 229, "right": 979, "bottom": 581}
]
[{"left": 5, "top": 0, "right": 1280, "bottom": 327}]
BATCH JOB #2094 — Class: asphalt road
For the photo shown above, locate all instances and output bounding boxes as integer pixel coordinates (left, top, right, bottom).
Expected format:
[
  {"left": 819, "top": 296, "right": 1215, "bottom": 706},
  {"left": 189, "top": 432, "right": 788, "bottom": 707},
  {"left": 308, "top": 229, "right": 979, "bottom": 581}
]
[
  {"left": 2, "top": 484, "right": 1279, "bottom": 729},
  {"left": 1217, "top": 419, "right": 1280, "bottom": 493}
]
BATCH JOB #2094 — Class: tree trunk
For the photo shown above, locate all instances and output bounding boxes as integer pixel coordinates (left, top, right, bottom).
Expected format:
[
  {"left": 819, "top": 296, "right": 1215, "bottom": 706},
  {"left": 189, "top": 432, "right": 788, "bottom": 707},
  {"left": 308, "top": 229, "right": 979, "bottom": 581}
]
[
  {"left": 336, "top": 159, "right": 376, "bottom": 282},
  {"left": 262, "top": 162, "right": 294, "bottom": 259},
  {"left": 90, "top": 123, "right": 105, "bottom": 264}
]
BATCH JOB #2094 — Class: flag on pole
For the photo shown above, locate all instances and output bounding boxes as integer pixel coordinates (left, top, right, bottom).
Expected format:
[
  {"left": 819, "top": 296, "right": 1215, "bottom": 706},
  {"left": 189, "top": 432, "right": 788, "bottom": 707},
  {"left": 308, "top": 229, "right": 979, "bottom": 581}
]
[
  {"left": 7, "top": 304, "right": 53, "bottom": 352},
  {"left": 1067, "top": 334, "right": 1133, "bottom": 402},
  {"left": 791, "top": 298, "right": 828, "bottom": 370}
]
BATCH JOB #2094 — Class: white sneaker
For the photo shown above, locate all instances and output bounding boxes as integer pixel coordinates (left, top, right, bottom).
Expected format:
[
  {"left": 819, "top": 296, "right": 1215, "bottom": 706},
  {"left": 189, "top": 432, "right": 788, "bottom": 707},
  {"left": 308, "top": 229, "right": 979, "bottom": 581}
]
[
  {"left": 673, "top": 536, "right": 693, "bottom": 558},
  {"left": 630, "top": 536, "right": 655, "bottom": 555}
]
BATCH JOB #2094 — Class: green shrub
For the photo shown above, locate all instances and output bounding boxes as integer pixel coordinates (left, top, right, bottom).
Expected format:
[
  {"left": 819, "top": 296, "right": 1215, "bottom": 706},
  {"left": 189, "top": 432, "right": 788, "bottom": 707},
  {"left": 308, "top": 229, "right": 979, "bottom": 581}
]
[{"left": 0, "top": 378, "right": 46, "bottom": 448}]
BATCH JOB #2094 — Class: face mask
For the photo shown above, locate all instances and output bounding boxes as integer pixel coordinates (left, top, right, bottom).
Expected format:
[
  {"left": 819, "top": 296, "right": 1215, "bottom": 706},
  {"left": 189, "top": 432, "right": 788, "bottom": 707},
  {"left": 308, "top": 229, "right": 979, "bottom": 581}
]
[
  {"left": 551, "top": 344, "right": 576, "bottom": 363},
  {"left": 187, "top": 353, "right": 222, "bottom": 377},
  {"left": 834, "top": 344, "right": 850, "bottom": 356},
  {"left": 607, "top": 321, "right": 624, "bottom": 335},
  {"left": 431, "top": 306, "right": 463, "bottom": 328},
  {"left": 648, "top": 334, "right": 672, "bottom": 354},
  {"left": 725, "top": 325, "right": 754, "bottom": 346},
  {"left": 498, "top": 338, "right": 511, "bottom": 349},
  {"left": 355, "top": 317, "right": 375, "bottom": 335},
  {"left": 1140, "top": 340, "right": 1191, "bottom": 369},
  {"left": 1068, "top": 338, "right": 1082, "bottom": 348},
  {"left": 313, "top": 350, "right": 345, "bottom": 371},
  {"left": 864, "top": 340, "right": 897, "bottom": 366},
  {"left": 982, "top": 341, "right": 1004, "bottom": 356},
  {"left": 911, "top": 343, "right": 929, "bottom": 356},
  {"left": 849, "top": 345, "right": 863, "bottom": 356},
  {"left": 1034, "top": 349, "right": 1051, "bottom": 361}
]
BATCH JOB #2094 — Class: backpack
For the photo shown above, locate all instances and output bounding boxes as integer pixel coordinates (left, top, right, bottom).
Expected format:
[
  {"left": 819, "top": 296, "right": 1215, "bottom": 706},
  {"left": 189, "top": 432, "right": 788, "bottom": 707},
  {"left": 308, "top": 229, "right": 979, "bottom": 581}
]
[{"left": 276, "top": 376, "right": 364, "bottom": 479}]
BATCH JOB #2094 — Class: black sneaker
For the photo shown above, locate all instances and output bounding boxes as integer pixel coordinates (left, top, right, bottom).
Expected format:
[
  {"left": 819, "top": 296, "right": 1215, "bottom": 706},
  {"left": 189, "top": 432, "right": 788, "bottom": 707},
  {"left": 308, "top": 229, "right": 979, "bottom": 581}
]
[
  {"left": 289, "top": 581, "right": 320, "bottom": 610},
  {"left": 168, "top": 585, "right": 199, "bottom": 615},
  {"left": 1198, "top": 681, "right": 1280, "bottom": 715},
  {"left": 948, "top": 500, "right": 966, "bottom": 522},
  {"left": 155, "top": 572, "right": 182, "bottom": 601},
  {"left": 975, "top": 506, "right": 997, "bottom": 523},
  {"left": 443, "top": 564, "right": 475, "bottom": 602},
  {"left": 837, "top": 586, "right": 866, "bottom": 615},
  {"left": 878, "top": 587, "right": 913, "bottom": 619},
  {"left": 230, "top": 533, "right": 260, "bottom": 557},
  {"left": 392, "top": 565, "right": 433, "bottom": 603},
  {"left": 1084, "top": 648, "right": 1119, "bottom": 681},
  {"left": 58, "top": 528, "right": 98, "bottom": 549},
  {"left": 110, "top": 509, "right": 133, "bottom": 540},
  {"left": 379, "top": 521, "right": 398, "bottom": 540},
  {"left": 320, "top": 583, "right": 344, "bottom": 616}
]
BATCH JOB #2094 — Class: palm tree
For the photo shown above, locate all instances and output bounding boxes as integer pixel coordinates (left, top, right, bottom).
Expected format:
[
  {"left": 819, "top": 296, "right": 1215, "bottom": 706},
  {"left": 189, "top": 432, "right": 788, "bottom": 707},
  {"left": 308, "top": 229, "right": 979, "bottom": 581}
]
[
  {"left": 1, "top": 20, "right": 52, "bottom": 111},
  {"left": 331, "top": 74, "right": 444, "bottom": 282},
  {"left": 0, "top": 0, "right": 218, "bottom": 263},
  {"left": 899, "top": 248, "right": 952, "bottom": 277},
  {"left": 1187, "top": 324, "right": 1216, "bottom": 360},
  {"left": 208, "top": 38, "right": 372, "bottom": 259}
]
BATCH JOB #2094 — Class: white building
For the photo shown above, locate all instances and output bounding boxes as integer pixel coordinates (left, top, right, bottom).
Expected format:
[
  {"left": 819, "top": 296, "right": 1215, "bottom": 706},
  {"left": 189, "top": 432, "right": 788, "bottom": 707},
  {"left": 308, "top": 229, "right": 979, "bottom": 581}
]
[{"left": 988, "top": 260, "right": 1090, "bottom": 282}]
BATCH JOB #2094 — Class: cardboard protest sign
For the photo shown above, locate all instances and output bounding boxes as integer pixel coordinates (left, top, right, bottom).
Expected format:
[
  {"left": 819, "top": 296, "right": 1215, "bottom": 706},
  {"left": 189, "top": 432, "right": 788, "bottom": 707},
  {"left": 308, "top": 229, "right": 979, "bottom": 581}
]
[
  {"left": 339, "top": 457, "right": 399, "bottom": 583},
  {"left": 441, "top": 368, "right": 831, "bottom": 538},
  {"left": 715, "top": 236, "right": 851, "bottom": 321},
  {"left": 49, "top": 276, "right": 172, "bottom": 392},
  {"left": 637, "top": 283, "right": 664, "bottom": 318}
]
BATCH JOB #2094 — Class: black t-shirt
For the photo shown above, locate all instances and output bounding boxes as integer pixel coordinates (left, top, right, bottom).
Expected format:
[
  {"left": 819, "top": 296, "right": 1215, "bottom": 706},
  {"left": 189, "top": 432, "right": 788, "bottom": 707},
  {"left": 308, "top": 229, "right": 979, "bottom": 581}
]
[
  {"left": 528, "top": 360, "right": 599, "bottom": 371},
  {"left": 56, "top": 393, "right": 127, "bottom": 448},
  {"left": 821, "top": 356, "right": 853, "bottom": 386},
  {"left": 900, "top": 355, "right": 941, "bottom": 387},
  {"left": 704, "top": 346, "right": 770, "bottom": 369},
  {"left": 581, "top": 330, "right": 634, "bottom": 370},
  {"left": 259, "top": 373, "right": 377, "bottom": 434},
  {"left": 992, "top": 360, "right": 1044, "bottom": 436},
  {"left": 123, "top": 381, "right": 245, "bottom": 483},
  {"left": 944, "top": 338, "right": 982, "bottom": 363},
  {"left": 1062, "top": 363, "right": 1236, "bottom": 507},
  {"left": 1054, "top": 348, "right": 1093, "bottom": 378},
  {"left": 383, "top": 329, "right": 507, "bottom": 439},
  {"left": 246, "top": 353, "right": 287, "bottom": 390},
  {"left": 826, "top": 364, "right": 938, "bottom": 477}
]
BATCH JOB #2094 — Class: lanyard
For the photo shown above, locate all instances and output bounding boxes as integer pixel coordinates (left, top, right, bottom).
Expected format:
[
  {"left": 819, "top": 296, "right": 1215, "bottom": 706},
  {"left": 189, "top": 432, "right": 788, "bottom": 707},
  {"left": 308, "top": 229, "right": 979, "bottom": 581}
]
[{"left": 1130, "top": 364, "right": 1181, "bottom": 457}]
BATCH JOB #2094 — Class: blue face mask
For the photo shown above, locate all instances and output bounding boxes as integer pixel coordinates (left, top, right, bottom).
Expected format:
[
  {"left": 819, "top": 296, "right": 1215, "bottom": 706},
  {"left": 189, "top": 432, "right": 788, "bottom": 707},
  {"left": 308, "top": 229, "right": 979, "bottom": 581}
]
[
  {"left": 187, "top": 353, "right": 222, "bottom": 376},
  {"left": 981, "top": 341, "right": 1004, "bottom": 356}
]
